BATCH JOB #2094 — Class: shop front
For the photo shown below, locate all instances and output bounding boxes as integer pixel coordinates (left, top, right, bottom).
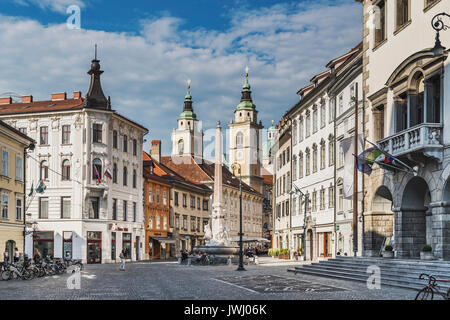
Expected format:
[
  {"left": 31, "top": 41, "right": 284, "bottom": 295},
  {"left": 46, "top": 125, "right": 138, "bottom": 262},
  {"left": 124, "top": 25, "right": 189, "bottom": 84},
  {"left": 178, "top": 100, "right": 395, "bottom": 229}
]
[
  {"left": 122, "top": 233, "right": 132, "bottom": 259},
  {"left": 33, "top": 231, "right": 54, "bottom": 258},
  {"left": 87, "top": 231, "right": 102, "bottom": 264},
  {"left": 149, "top": 236, "right": 175, "bottom": 260},
  {"left": 63, "top": 231, "right": 73, "bottom": 260}
]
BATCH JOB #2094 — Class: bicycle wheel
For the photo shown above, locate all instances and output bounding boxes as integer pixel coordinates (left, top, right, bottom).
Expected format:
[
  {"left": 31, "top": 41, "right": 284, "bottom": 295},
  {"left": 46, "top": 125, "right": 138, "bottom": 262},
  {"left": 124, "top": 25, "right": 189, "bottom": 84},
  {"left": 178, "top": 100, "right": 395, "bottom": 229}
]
[
  {"left": 1, "top": 270, "right": 11, "bottom": 281},
  {"left": 415, "top": 287, "right": 434, "bottom": 300}
]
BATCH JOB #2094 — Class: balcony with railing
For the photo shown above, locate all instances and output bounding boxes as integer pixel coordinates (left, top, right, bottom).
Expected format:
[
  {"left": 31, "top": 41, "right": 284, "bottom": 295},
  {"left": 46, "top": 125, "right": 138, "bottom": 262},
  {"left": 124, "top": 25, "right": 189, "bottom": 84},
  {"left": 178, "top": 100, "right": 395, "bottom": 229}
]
[{"left": 378, "top": 123, "right": 443, "bottom": 162}]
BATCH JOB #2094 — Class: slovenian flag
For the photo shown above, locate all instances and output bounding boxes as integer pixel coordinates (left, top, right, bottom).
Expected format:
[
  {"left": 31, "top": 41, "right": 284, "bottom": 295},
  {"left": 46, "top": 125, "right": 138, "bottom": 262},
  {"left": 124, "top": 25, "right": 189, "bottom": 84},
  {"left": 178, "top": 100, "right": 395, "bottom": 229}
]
[{"left": 104, "top": 169, "right": 112, "bottom": 180}]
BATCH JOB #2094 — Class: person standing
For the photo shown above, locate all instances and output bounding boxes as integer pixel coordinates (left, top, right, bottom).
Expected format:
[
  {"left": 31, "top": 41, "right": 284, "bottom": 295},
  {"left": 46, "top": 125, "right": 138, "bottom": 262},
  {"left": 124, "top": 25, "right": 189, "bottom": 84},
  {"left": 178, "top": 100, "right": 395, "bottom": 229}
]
[
  {"left": 3, "top": 248, "right": 9, "bottom": 264},
  {"left": 33, "top": 248, "right": 41, "bottom": 264},
  {"left": 119, "top": 248, "right": 126, "bottom": 271},
  {"left": 14, "top": 248, "right": 20, "bottom": 263}
]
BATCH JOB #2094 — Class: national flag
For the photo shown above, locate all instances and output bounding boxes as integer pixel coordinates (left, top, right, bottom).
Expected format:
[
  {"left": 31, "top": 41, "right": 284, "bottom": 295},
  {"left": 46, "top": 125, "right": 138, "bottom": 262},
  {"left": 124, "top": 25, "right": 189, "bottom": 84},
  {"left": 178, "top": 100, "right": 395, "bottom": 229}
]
[
  {"left": 94, "top": 165, "right": 102, "bottom": 184},
  {"left": 28, "top": 183, "right": 34, "bottom": 196},
  {"left": 104, "top": 169, "right": 112, "bottom": 180},
  {"left": 36, "top": 180, "right": 46, "bottom": 194},
  {"left": 355, "top": 147, "right": 383, "bottom": 175}
]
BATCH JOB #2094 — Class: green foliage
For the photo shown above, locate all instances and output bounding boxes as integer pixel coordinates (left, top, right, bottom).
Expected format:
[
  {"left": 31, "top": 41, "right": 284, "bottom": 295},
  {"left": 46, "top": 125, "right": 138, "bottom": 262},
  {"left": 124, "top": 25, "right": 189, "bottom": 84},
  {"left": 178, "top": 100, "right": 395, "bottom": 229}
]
[
  {"left": 279, "top": 248, "right": 290, "bottom": 255},
  {"left": 421, "top": 245, "right": 432, "bottom": 252},
  {"left": 384, "top": 245, "right": 393, "bottom": 251},
  {"left": 268, "top": 248, "right": 279, "bottom": 257}
]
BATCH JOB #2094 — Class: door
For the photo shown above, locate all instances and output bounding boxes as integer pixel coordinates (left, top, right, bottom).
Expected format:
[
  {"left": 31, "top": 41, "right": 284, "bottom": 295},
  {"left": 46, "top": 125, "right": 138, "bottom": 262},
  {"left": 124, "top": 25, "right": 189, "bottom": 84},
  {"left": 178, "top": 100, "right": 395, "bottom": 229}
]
[
  {"left": 324, "top": 232, "right": 331, "bottom": 257},
  {"left": 87, "top": 231, "right": 102, "bottom": 264},
  {"left": 135, "top": 236, "right": 140, "bottom": 261}
]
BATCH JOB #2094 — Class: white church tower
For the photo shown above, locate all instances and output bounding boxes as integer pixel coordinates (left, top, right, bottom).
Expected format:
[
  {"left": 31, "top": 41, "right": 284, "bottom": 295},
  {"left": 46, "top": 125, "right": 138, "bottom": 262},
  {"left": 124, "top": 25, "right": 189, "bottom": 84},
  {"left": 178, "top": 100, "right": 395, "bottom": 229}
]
[
  {"left": 171, "top": 80, "right": 203, "bottom": 162},
  {"left": 229, "top": 67, "right": 263, "bottom": 193}
]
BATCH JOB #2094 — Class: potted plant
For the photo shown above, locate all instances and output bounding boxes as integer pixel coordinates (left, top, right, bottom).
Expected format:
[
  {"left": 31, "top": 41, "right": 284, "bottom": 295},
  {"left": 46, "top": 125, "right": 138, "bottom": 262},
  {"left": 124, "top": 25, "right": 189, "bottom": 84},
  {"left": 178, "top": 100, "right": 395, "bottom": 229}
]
[
  {"left": 420, "top": 245, "right": 434, "bottom": 260},
  {"left": 278, "top": 249, "right": 290, "bottom": 260},
  {"left": 382, "top": 245, "right": 394, "bottom": 258}
]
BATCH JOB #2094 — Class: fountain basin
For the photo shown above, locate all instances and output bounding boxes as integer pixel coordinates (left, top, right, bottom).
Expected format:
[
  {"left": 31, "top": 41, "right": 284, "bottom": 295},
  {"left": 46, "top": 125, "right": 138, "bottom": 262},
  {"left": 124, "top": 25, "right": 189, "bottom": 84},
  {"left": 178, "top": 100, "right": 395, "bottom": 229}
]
[{"left": 193, "top": 245, "right": 239, "bottom": 256}]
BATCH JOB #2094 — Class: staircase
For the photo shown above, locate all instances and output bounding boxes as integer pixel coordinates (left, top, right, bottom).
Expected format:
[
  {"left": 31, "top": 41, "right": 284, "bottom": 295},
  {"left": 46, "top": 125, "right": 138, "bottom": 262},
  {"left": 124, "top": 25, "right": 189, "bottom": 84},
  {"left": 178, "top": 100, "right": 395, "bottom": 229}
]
[{"left": 287, "top": 256, "right": 450, "bottom": 291}]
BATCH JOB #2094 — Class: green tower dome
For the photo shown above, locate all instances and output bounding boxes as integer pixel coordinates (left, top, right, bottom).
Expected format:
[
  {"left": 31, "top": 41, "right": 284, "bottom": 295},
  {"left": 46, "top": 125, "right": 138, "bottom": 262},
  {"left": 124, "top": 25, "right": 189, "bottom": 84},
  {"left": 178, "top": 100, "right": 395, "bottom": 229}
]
[
  {"left": 179, "top": 82, "right": 197, "bottom": 120},
  {"left": 236, "top": 67, "right": 256, "bottom": 111}
]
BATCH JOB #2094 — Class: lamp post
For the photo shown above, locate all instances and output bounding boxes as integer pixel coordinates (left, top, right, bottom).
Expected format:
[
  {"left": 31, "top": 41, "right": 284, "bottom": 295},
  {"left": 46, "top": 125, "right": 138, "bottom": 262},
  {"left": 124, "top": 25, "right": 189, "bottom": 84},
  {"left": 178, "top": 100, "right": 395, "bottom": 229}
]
[
  {"left": 232, "top": 162, "right": 245, "bottom": 271},
  {"left": 432, "top": 12, "right": 450, "bottom": 56}
]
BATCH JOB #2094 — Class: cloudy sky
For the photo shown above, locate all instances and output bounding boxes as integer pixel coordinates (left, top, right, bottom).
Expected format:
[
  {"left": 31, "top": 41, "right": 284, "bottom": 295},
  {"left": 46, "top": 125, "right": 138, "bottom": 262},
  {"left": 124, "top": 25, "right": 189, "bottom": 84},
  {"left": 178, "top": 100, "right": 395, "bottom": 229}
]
[{"left": 2, "top": 0, "right": 362, "bottom": 155}]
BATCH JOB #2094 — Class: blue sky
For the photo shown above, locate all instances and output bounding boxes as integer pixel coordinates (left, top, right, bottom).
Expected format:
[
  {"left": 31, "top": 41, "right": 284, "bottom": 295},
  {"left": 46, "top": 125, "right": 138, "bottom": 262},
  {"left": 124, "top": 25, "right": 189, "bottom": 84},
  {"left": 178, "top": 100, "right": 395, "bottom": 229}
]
[{"left": 1, "top": 0, "right": 362, "bottom": 155}]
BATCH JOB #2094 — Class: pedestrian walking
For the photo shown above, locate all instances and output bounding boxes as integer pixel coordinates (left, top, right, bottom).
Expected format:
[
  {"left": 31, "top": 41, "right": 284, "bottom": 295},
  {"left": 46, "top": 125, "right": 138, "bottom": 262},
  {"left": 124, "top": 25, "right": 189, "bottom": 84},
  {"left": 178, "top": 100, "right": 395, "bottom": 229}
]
[
  {"left": 14, "top": 248, "right": 20, "bottom": 263},
  {"left": 119, "top": 248, "right": 126, "bottom": 271}
]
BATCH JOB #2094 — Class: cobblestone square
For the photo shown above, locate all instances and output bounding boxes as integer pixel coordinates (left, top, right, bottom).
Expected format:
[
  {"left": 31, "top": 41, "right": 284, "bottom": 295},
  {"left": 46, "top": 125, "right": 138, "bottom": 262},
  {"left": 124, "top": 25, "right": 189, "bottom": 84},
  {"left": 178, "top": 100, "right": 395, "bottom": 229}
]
[{"left": 0, "top": 260, "right": 418, "bottom": 300}]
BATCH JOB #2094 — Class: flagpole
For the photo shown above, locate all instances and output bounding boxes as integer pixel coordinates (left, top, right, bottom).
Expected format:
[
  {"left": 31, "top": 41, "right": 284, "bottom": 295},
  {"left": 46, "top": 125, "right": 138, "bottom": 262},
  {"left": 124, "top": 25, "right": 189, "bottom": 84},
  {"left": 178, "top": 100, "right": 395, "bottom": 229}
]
[
  {"left": 353, "top": 83, "right": 358, "bottom": 258},
  {"left": 364, "top": 138, "right": 417, "bottom": 173}
]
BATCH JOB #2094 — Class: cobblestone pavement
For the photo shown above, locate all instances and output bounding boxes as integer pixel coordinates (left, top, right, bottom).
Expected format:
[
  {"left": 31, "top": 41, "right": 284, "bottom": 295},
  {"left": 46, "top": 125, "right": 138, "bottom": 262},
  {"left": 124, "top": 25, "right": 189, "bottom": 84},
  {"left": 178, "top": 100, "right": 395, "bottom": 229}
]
[{"left": 0, "top": 261, "right": 418, "bottom": 300}]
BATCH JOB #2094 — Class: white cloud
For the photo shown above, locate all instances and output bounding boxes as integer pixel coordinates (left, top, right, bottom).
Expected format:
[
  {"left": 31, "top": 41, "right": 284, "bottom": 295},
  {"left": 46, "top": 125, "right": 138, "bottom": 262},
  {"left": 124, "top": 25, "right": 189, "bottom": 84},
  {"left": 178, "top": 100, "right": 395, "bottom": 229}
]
[{"left": 0, "top": 1, "right": 362, "bottom": 155}]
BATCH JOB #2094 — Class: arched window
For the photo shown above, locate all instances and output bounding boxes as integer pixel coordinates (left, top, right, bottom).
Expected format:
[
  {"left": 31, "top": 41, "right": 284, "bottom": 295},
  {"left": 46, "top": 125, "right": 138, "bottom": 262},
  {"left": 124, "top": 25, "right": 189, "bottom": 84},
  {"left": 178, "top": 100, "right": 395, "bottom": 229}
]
[
  {"left": 62, "top": 160, "right": 70, "bottom": 181},
  {"left": 92, "top": 159, "right": 102, "bottom": 182},
  {"left": 123, "top": 135, "right": 128, "bottom": 153},
  {"left": 236, "top": 131, "right": 244, "bottom": 148},
  {"left": 133, "top": 169, "right": 137, "bottom": 188},
  {"left": 178, "top": 139, "right": 184, "bottom": 155},
  {"left": 329, "top": 135, "right": 335, "bottom": 166},
  {"left": 312, "top": 144, "right": 318, "bottom": 173},
  {"left": 40, "top": 161, "right": 48, "bottom": 180},
  {"left": 113, "top": 130, "right": 118, "bottom": 149},
  {"left": 123, "top": 166, "right": 128, "bottom": 186},
  {"left": 292, "top": 121, "right": 297, "bottom": 145}
]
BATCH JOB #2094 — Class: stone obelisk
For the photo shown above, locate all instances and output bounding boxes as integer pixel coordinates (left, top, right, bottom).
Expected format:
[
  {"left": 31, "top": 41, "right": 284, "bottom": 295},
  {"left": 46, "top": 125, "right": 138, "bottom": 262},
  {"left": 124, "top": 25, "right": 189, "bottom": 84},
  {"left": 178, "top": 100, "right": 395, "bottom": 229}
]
[{"left": 211, "top": 121, "right": 226, "bottom": 244}]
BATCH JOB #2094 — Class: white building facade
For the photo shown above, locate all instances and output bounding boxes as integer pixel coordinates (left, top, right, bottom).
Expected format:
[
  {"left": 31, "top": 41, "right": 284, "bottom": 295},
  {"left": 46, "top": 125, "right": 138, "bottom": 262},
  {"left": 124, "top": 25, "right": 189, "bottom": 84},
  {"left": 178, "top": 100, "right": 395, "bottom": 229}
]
[{"left": 0, "top": 57, "right": 148, "bottom": 263}]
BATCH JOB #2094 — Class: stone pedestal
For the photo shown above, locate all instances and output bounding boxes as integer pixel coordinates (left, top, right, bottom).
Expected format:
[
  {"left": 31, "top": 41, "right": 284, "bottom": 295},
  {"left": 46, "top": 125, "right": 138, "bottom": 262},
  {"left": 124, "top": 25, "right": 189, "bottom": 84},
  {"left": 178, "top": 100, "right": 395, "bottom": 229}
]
[{"left": 432, "top": 207, "right": 450, "bottom": 260}]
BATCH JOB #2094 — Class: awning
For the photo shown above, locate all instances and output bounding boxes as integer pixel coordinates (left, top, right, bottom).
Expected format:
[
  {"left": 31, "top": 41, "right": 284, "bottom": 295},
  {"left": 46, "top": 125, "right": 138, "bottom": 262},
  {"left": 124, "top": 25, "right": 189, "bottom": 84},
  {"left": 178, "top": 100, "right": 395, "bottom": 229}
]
[{"left": 150, "top": 236, "right": 176, "bottom": 244}]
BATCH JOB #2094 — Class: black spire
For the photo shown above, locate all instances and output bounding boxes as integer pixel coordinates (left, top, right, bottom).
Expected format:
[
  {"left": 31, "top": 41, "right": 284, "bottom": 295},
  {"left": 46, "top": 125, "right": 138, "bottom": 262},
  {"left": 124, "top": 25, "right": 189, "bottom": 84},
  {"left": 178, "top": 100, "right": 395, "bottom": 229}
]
[{"left": 85, "top": 44, "right": 110, "bottom": 110}]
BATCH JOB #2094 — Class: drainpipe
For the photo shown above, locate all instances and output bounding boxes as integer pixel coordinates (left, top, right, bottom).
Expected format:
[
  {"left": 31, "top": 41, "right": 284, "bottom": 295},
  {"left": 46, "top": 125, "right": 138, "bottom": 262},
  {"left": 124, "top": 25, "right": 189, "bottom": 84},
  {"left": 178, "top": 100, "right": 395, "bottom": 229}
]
[{"left": 333, "top": 96, "right": 337, "bottom": 259}]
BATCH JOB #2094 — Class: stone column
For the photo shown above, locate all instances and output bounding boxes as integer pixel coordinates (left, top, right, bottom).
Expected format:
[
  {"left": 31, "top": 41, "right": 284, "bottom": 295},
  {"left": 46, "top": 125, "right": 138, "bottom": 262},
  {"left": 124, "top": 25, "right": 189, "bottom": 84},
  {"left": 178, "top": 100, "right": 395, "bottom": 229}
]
[
  {"left": 211, "top": 121, "right": 224, "bottom": 242},
  {"left": 431, "top": 203, "right": 450, "bottom": 260},
  {"left": 394, "top": 206, "right": 427, "bottom": 259}
]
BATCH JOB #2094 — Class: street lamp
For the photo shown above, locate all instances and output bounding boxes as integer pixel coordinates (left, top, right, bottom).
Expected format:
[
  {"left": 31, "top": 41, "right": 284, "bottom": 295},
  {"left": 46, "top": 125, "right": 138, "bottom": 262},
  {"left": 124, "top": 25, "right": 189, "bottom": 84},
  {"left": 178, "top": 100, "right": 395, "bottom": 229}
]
[
  {"left": 232, "top": 162, "right": 245, "bottom": 271},
  {"left": 302, "top": 194, "right": 311, "bottom": 261},
  {"left": 431, "top": 12, "right": 450, "bottom": 57}
]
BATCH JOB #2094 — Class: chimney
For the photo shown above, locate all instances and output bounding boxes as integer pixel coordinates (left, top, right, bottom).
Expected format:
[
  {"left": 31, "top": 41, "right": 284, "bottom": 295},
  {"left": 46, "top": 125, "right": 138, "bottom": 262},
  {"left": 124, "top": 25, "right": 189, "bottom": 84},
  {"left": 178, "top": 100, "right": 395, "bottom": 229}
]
[
  {"left": 0, "top": 97, "right": 12, "bottom": 105},
  {"left": 22, "top": 95, "right": 33, "bottom": 103},
  {"left": 151, "top": 140, "right": 161, "bottom": 163},
  {"left": 51, "top": 92, "right": 67, "bottom": 101},
  {"left": 73, "top": 91, "right": 81, "bottom": 99}
]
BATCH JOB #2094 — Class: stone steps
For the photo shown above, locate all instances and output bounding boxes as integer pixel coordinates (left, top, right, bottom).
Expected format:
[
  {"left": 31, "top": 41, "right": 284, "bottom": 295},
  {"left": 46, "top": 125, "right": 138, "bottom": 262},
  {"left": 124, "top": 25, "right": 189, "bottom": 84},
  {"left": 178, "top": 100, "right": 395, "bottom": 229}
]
[{"left": 288, "top": 256, "right": 450, "bottom": 291}]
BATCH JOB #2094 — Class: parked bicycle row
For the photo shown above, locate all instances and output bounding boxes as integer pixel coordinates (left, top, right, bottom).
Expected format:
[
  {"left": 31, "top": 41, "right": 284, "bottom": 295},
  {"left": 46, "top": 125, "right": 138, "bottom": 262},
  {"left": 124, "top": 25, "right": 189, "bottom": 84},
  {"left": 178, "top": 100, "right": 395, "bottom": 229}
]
[{"left": 1, "top": 256, "right": 83, "bottom": 281}]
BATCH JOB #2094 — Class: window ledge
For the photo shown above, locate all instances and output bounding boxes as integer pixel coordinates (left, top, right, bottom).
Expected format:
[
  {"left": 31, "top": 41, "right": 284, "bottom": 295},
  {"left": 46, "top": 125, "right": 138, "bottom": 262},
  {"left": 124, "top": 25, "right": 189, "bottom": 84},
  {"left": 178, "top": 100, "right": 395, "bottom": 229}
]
[
  {"left": 1, "top": 175, "right": 10, "bottom": 181},
  {"left": 393, "top": 20, "right": 412, "bottom": 36},
  {"left": 372, "top": 39, "right": 387, "bottom": 52},
  {"left": 15, "top": 179, "right": 23, "bottom": 184},
  {"left": 40, "top": 144, "right": 50, "bottom": 147},
  {"left": 61, "top": 143, "right": 72, "bottom": 146},
  {"left": 424, "top": 0, "right": 441, "bottom": 13}
]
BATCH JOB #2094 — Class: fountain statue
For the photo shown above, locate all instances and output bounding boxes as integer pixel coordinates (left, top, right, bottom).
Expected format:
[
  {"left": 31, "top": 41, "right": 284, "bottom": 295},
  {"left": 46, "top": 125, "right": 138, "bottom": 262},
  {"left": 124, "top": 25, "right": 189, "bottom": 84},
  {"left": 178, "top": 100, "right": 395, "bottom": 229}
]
[{"left": 193, "top": 121, "right": 238, "bottom": 259}]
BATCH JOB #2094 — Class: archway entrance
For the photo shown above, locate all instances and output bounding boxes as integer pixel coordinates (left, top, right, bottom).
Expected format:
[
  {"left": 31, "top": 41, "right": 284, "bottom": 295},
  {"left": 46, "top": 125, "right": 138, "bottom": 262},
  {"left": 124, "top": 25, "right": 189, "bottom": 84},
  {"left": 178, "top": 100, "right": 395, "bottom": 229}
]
[
  {"left": 5, "top": 240, "right": 15, "bottom": 264},
  {"left": 399, "top": 177, "right": 430, "bottom": 258}
]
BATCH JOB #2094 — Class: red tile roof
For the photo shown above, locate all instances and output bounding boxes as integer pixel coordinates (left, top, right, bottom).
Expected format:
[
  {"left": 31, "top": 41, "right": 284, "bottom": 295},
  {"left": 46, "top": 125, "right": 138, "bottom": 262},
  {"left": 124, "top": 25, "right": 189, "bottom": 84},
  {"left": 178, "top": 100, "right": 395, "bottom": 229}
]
[{"left": 0, "top": 98, "right": 84, "bottom": 116}]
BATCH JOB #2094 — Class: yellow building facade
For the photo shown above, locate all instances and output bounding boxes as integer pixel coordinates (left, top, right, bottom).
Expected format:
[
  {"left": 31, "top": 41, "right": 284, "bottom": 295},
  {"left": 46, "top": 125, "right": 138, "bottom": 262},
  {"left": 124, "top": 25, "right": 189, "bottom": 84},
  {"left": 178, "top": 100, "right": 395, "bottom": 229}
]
[{"left": 0, "top": 119, "right": 34, "bottom": 262}]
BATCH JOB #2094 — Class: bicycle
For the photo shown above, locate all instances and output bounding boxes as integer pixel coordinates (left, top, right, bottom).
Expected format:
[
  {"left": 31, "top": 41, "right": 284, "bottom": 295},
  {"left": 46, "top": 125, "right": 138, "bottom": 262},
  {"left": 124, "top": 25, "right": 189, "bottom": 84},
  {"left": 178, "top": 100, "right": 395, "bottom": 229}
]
[{"left": 415, "top": 273, "right": 450, "bottom": 300}]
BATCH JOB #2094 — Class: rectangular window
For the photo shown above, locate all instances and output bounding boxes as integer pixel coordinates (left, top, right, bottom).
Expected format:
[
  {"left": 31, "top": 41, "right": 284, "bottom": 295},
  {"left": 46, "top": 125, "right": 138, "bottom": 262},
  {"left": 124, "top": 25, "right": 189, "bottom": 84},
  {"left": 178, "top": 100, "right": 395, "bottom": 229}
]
[
  {"left": 123, "top": 200, "right": 127, "bottom": 221},
  {"left": 62, "top": 125, "right": 71, "bottom": 144},
  {"left": 89, "top": 197, "right": 99, "bottom": 219},
  {"left": 156, "top": 189, "right": 160, "bottom": 203},
  {"left": 338, "top": 94, "right": 343, "bottom": 116},
  {"left": 183, "top": 216, "right": 187, "bottom": 230},
  {"left": 113, "top": 198, "right": 117, "bottom": 220},
  {"left": 203, "top": 199, "right": 209, "bottom": 211},
  {"left": 163, "top": 191, "right": 167, "bottom": 205},
  {"left": 329, "top": 186, "right": 334, "bottom": 208},
  {"left": 133, "top": 139, "right": 137, "bottom": 156},
  {"left": 16, "top": 156, "right": 22, "bottom": 181},
  {"left": 329, "top": 98, "right": 335, "bottom": 122},
  {"left": 2, "top": 149, "right": 8, "bottom": 177},
  {"left": 175, "top": 215, "right": 179, "bottom": 229},
  {"left": 197, "top": 197, "right": 200, "bottom": 210},
  {"left": 396, "top": 0, "right": 409, "bottom": 29},
  {"left": 149, "top": 215, "right": 154, "bottom": 229},
  {"left": 156, "top": 216, "right": 161, "bottom": 229},
  {"left": 16, "top": 197, "right": 22, "bottom": 220},
  {"left": 61, "top": 197, "right": 71, "bottom": 219},
  {"left": 338, "top": 187, "right": 343, "bottom": 212},
  {"left": 113, "top": 130, "right": 118, "bottom": 149},
  {"left": 163, "top": 216, "right": 167, "bottom": 230},
  {"left": 174, "top": 191, "right": 179, "bottom": 206},
  {"left": 123, "top": 135, "right": 128, "bottom": 153},
  {"left": 375, "top": 0, "right": 386, "bottom": 45},
  {"left": 320, "top": 189, "right": 325, "bottom": 210},
  {"left": 183, "top": 194, "right": 187, "bottom": 207},
  {"left": 190, "top": 196, "right": 195, "bottom": 208},
  {"left": 93, "top": 123, "right": 102, "bottom": 143},
  {"left": 313, "top": 107, "right": 318, "bottom": 133},
  {"left": 306, "top": 112, "right": 311, "bottom": 138},
  {"left": 149, "top": 188, "right": 153, "bottom": 203},
  {"left": 190, "top": 217, "right": 196, "bottom": 232},
  {"left": 320, "top": 102, "right": 326, "bottom": 128},
  {"left": 39, "top": 197, "right": 48, "bottom": 219},
  {"left": 40, "top": 126, "right": 48, "bottom": 145},
  {"left": 1, "top": 194, "right": 8, "bottom": 219},
  {"left": 299, "top": 118, "right": 304, "bottom": 142},
  {"left": 133, "top": 202, "right": 137, "bottom": 222}
]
